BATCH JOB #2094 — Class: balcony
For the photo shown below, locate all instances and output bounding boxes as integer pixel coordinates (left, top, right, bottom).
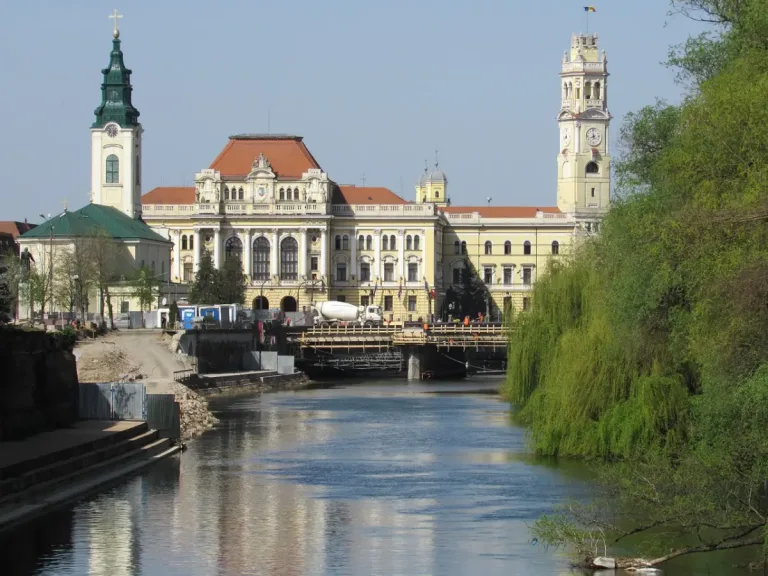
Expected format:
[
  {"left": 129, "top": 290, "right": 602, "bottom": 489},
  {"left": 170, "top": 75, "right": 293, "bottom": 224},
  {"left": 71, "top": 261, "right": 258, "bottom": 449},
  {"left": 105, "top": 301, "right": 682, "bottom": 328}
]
[{"left": 142, "top": 202, "right": 330, "bottom": 218}]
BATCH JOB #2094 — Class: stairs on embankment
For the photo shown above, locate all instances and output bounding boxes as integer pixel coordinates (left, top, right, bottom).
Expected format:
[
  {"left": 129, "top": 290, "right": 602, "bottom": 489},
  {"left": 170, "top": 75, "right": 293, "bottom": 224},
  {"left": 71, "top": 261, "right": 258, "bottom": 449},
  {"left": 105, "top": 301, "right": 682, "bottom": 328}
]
[{"left": 0, "top": 422, "right": 179, "bottom": 533}]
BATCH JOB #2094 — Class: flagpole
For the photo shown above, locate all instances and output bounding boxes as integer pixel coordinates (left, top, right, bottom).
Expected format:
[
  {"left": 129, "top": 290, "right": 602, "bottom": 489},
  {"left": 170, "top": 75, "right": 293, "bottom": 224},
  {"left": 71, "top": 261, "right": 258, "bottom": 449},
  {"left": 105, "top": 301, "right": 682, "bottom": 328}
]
[{"left": 586, "top": 11, "right": 589, "bottom": 34}]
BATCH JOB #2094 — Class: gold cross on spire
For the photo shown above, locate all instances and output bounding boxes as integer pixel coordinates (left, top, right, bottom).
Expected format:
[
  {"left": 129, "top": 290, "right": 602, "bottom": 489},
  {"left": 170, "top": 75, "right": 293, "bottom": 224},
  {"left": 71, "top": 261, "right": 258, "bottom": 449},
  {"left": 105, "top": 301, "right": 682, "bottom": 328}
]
[
  {"left": 109, "top": 9, "right": 123, "bottom": 39},
  {"left": 62, "top": 198, "right": 68, "bottom": 212}
]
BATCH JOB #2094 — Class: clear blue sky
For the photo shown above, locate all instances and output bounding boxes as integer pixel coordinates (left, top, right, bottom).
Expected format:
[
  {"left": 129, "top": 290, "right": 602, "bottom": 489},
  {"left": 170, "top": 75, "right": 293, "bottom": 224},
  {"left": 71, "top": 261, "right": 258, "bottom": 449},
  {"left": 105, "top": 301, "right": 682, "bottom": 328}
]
[{"left": 0, "top": 0, "right": 707, "bottom": 222}]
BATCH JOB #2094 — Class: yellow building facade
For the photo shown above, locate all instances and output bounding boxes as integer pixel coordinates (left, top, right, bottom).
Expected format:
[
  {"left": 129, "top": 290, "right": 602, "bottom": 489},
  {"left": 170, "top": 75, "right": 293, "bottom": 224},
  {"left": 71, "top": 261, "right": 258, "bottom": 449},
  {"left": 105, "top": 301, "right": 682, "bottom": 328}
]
[{"left": 138, "top": 32, "right": 611, "bottom": 321}]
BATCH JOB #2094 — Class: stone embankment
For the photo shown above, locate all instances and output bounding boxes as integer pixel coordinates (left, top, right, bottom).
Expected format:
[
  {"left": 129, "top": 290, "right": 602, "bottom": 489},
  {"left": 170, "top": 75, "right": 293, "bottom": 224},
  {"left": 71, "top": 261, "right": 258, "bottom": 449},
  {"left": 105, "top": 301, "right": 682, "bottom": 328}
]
[{"left": 75, "top": 333, "right": 218, "bottom": 440}]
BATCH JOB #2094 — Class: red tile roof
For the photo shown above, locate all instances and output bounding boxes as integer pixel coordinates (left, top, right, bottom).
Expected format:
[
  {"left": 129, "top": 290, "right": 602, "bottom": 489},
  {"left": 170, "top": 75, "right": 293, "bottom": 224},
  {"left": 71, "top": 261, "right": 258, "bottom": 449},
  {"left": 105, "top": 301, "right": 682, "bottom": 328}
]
[
  {"left": 441, "top": 206, "right": 561, "bottom": 218},
  {"left": 0, "top": 221, "right": 37, "bottom": 238},
  {"left": 333, "top": 186, "right": 408, "bottom": 205},
  {"left": 142, "top": 187, "right": 195, "bottom": 205},
  {"left": 209, "top": 135, "right": 322, "bottom": 179}
]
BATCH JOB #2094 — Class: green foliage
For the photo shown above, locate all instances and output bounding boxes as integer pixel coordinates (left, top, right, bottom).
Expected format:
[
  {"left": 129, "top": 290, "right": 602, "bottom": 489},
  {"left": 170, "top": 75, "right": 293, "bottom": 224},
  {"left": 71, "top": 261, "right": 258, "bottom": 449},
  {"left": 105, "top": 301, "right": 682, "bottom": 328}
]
[
  {"left": 442, "top": 259, "right": 488, "bottom": 319},
  {"left": 188, "top": 252, "right": 247, "bottom": 305},
  {"left": 217, "top": 256, "right": 247, "bottom": 305},
  {"left": 53, "top": 325, "right": 78, "bottom": 351},
  {"left": 510, "top": 0, "right": 768, "bottom": 562},
  {"left": 131, "top": 265, "right": 157, "bottom": 314}
]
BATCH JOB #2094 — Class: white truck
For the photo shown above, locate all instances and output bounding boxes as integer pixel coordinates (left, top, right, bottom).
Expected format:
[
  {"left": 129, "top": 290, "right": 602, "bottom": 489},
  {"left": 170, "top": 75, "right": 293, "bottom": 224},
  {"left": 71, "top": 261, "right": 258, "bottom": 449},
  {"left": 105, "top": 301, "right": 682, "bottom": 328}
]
[{"left": 312, "top": 301, "right": 383, "bottom": 327}]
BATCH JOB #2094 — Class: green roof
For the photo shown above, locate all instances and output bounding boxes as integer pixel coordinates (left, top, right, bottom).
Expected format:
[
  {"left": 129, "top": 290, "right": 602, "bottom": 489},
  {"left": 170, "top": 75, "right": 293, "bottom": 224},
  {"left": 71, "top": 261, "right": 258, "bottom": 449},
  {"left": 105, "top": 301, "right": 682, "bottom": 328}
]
[{"left": 20, "top": 204, "right": 169, "bottom": 243}]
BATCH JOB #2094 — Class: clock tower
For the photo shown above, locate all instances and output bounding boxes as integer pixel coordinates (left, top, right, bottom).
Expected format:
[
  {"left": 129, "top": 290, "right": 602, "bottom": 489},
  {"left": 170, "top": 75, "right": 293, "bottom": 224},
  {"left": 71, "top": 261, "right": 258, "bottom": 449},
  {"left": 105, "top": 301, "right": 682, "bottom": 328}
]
[
  {"left": 90, "top": 14, "right": 143, "bottom": 220},
  {"left": 556, "top": 33, "right": 611, "bottom": 220}
]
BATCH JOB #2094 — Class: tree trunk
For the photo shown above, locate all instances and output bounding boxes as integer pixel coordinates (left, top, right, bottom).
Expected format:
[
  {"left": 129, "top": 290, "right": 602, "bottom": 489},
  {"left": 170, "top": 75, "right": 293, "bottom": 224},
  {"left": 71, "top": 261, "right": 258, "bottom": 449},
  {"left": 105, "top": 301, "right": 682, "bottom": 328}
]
[
  {"left": 98, "top": 285, "right": 105, "bottom": 330},
  {"left": 105, "top": 286, "right": 114, "bottom": 330}
]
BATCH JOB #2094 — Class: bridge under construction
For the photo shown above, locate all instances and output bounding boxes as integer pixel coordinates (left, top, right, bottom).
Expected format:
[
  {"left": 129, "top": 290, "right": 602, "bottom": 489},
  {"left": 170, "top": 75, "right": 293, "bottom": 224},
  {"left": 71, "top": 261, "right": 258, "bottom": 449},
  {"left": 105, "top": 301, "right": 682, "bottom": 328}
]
[{"left": 290, "top": 324, "right": 509, "bottom": 380}]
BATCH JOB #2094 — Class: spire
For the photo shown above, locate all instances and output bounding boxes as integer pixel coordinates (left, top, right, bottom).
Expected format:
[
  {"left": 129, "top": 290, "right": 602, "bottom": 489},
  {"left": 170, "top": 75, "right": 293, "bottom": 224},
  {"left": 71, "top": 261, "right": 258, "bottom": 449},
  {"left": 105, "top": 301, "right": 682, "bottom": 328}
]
[{"left": 92, "top": 12, "right": 139, "bottom": 129}]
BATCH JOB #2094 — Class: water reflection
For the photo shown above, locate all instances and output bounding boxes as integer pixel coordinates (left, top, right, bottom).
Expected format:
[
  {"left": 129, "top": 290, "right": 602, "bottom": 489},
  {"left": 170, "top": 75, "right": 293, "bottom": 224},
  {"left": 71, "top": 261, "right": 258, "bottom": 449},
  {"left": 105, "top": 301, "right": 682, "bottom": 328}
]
[{"left": 5, "top": 380, "right": 602, "bottom": 575}]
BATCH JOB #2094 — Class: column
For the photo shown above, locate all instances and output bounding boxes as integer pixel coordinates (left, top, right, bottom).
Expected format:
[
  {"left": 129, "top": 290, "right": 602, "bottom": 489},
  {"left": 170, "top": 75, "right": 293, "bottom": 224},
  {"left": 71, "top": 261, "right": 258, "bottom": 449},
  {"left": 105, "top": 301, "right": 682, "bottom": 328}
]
[
  {"left": 299, "top": 228, "right": 307, "bottom": 280},
  {"left": 193, "top": 229, "right": 201, "bottom": 271},
  {"left": 243, "top": 229, "right": 252, "bottom": 280},
  {"left": 374, "top": 230, "right": 381, "bottom": 280},
  {"left": 421, "top": 229, "right": 427, "bottom": 282},
  {"left": 398, "top": 230, "right": 405, "bottom": 282},
  {"left": 213, "top": 229, "right": 221, "bottom": 269},
  {"left": 350, "top": 228, "right": 357, "bottom": 280},
  {"left": 271, "top": 228, "right": 279, "bottom": 279},
  {"left": 172, "top": 230, "right": 181, "bottom": 282},
  {"left": 320, "top": 229, "right": 327, "bottom": 277}
]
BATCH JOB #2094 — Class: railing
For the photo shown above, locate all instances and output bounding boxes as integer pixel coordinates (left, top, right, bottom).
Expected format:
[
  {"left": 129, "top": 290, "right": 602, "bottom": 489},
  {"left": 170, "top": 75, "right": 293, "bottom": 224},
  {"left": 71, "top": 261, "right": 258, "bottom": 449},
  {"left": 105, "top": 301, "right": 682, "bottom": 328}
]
[
  {"left": 143, "top": 203, "right": 330, "bottom": 217},
  {"left": 332, "top": 204, "right": 436, "bottom": 217},
  {"left": 561, "top": 61, "right": 606, "bottom": 73},
  {"left": 443, "top": 212, "right": 573, "bottom": 223}
]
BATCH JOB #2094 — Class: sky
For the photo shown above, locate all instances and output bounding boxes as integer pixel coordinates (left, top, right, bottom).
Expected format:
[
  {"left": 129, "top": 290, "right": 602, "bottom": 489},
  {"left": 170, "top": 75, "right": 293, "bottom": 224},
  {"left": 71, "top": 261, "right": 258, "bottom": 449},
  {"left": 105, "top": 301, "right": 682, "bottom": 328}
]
[{"left": 0, "top": 0, "right": 709, "bottom": 222}]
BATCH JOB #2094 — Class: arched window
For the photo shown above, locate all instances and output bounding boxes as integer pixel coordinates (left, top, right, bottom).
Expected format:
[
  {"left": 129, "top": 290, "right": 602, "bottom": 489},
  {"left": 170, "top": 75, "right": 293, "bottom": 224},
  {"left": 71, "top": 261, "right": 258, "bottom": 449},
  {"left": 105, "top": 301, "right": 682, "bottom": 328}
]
[
  {"left": 586, "top": 162, "right": 599, "bottom": 174},
  {"left": 552, "top": 241, "right": 560, "bottom": 255},
  {"left": 504, "top": 240, "right": 511, "bottom": 255},
  {"left": 280, "top": 188, "right": 285, "bottom": 201},
  {"left": 594, "top": 81, "right": 602, "bottom": 99},
  {"left": 253, "top": 237, "right": 270, "bottom": 281},
  {"left": 366, "top": 235, "right": 372, "bottom": 250},
  {"left": 484, "top": 241, "right": 492, "bottom": 255},
  {"left": 342, "top": 235, "right": 349, "bottom": 251},
  {"left": 406, "top": 235, "right": 413, "bottom": 251},
  {"left": 383, "top": 235, "right": 389, "bottom": 251},
  {"left": 454, "top": 240, "right": 460, "bottom": 255},
  {"left": 238, "top": 188, "right": 244, "bottom": 200},
  {"left": 105, "top": 154, "right": 119, "bottom": 183},
  {"left": 568, "top": 82, "right": 572, "bottom": 97},
  {"left": 181, "top": 235, "right": 188, "bottom": 250},
  {"left": 280, "top": 237, "right": 298, "bottom": 280},
  {"left": 585, "top": 81, "right": 592, "bottom": 99},
  {"left": 390, "top": 235, "right": 396, "bottom": 250},
  {"left": 576, "top": 86, "right": 581, "bottom": 99},
  {"left": 435, "top": 191, "right": 440, "bottom": 198},
  {"left": 224, "top": 188, "right": 230, "bottom": 200},
  {"left": 189, "top": 235, "right": 194, "bottom": 250},
  {"left": 461, "top": 241, "right": 467, "bottom": 255},
  {"left": 524, "top": 241, "right": 532, "bottom": 255},
  {"left": 358, "top": 235, "right": 365, "bottom": 251},
  {"left": 335, "top": 235, "right": 341, "bottom": 250},
  {"left": 414, "top": 235, "right": 420, "bottom": 250},
  {"left": 225, "top": 236, "right": 243, "bottom": 261},
  {"left": 294, "top": 188, "right": 300, "bottom": 200},
  {"left": 563, "top": 83, "right": 568, "bottom": 100}
]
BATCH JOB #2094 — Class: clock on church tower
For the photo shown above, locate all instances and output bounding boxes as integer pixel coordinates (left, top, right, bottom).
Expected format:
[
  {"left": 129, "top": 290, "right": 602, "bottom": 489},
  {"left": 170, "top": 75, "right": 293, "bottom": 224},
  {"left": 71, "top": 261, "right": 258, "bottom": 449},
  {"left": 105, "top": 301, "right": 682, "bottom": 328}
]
[
  {"left": 556, "top": 32, "right": 612, "bottom": 218},
  {"left": 90, "top": 11, "right": 144, "bottom": 220}
]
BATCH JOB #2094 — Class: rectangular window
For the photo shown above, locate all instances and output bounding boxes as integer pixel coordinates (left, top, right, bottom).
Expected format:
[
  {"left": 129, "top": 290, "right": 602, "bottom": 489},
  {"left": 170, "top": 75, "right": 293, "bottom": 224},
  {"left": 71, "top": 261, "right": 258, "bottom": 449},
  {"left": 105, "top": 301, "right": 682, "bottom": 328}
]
[
  {"left": 408, "top": 296, "right": 417, "bottom": 312},
  {"left": 336, "top": 264, "right": 347, "bottom": 282},
  {"left": 310, "top": 256, "right": 318, "bottom": 271},
  {"left": 384, "top": 295, "right": 393, "bottom": 312},
  {"left": 360, "top": 263, "right": 371, "bottom": 282},
  {"left": 523, "top": 267, "right": 532, "bottom": 286},
  {"left": 120, "top": 301, "right": 129, "bottom": 313},
  {"left": 361, "top": 295, "right": 369, "bottom": 307},
  {"left": 183, "top": 263, "right": 193, "bottom": 283},
  {"left": 337, "top": 295, "right": 346, "bottom": 302},
  {"left": 407, "top": 263, "right": 418, "bottom": 282},
  {"left": 453, "top": 268, "right": 462, "bottom": 284},
  {"left": 503, "top": 267, "right": 512, "bottom": 285},
  {"left": 384, "top": 263, "right": 394, "bottom": 282},
  {"left": 484, "top": 267, "right": 493, "bottom": 284},
  {"left": 523, "top": 297, "right": 530, "bottom": 311}
]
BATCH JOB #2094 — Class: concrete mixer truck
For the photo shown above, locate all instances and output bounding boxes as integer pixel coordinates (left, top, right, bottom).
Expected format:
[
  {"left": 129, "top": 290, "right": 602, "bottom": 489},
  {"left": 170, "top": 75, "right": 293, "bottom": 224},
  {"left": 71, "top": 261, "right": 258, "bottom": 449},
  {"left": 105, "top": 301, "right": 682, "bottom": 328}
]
[{"left": 312, "top": 301, "right": 383, "bottom": 327}]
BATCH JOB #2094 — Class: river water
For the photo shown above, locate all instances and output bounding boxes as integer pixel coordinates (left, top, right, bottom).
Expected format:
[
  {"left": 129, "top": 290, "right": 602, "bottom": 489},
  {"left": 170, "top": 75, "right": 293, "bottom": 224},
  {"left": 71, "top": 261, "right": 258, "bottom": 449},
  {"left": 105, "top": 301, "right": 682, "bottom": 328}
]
[{"left": 2, "top": 379, "right": 753, "bottom": 575}]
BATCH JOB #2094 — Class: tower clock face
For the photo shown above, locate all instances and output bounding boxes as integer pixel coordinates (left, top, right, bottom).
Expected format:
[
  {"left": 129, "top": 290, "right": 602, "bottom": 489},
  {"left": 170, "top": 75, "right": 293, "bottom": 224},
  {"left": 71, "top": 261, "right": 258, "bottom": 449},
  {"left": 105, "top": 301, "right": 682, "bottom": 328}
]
[
  {"left": 105, "top": 124, "right": 119, "bottom": 138},
  {"left": 586, "top": 127, "right": 602, "bottom": 146}
]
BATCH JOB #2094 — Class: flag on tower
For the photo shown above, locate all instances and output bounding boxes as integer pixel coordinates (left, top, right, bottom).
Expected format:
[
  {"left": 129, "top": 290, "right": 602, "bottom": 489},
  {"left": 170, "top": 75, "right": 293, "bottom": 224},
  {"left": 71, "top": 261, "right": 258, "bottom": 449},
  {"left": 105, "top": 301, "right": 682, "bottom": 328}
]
[{"left": 584, "top": 6, "right": 597, "bottom": 12}]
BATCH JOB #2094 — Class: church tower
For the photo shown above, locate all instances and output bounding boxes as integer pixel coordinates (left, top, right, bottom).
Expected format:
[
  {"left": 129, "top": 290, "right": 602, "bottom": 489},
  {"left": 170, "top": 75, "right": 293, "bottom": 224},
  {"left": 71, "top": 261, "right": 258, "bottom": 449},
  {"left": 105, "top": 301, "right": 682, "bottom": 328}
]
[
  {"left": 415, "top": 160, "right": 449, "bottom": 206},
  {"left": 556, "top": 33, "right": 611, "bottom": 219},
  {"left": 90, "top": 12, "right": 143, "bottom": 219}
]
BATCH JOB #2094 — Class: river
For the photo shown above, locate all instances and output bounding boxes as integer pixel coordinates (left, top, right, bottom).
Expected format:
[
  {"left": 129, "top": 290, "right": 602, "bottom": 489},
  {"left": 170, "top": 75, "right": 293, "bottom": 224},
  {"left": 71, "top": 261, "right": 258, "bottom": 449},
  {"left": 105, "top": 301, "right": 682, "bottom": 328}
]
[{"left": 1, "top": 379, "right": 753, "bottom": 575}]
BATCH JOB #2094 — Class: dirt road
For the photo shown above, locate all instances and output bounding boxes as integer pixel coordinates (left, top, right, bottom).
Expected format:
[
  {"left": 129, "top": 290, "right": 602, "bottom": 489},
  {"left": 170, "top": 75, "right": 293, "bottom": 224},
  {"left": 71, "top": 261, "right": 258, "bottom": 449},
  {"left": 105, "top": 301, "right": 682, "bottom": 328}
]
[{"left": 75, "top": 331, "right": 216, "bottom": 440}]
